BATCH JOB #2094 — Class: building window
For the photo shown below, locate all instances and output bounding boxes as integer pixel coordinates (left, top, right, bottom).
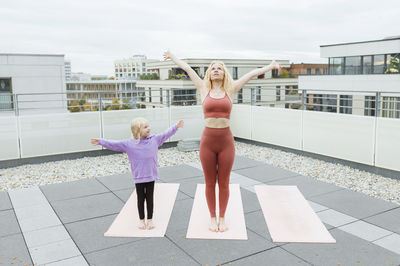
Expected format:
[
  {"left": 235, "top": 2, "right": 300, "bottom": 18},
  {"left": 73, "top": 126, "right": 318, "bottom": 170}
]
[
  {"left": 256, "top": 86, "right": 261, "bottom": 102},
  {"left": 307, "top": 68, "right": 311, "bottom": 75},
  {"left": 172, "top": 89, "right": 196, "bottom": 106},
  {"left": 0, "top": 78, "right": 13, "bottom": 110},
  {"left": 323, "top": 68, "right": 328, "bottom": 74},
  {"left": 315, "top": 68, "right": 321, "bottom": 75},
  {"left": 329, "top": 57, "right": 344, "bottom": 75},
  {"left": 271, "top": 69, "right": 279, "bottom": 78},
  {"left": 345, "top": 56, "right": 361, "bottom": 75},
  {"left": 362, "top": 56, "right": 373, "bottom": 74},
  {"left": 238, "top": 88, "right": 243, "bottom": 103},
  {"left": 276, "top": 86, "right": 281, "bottom": 101},
  {"left": 364, "top": 96, "right": 375, "bottom": 116},
  {"left": 382, "top": 97, "right": 400, "bottom": 118},
  {"left": 313, "top": 94, "right": 337, "bottom": 113},
  {"left": 373, "top": 55, "right": 385, "bottom": 74},
  {"left": 232, "top": 67, "right": 238, "bottom": 79},
  {"left": 339, "top": 95, "right": 353, "bottom": 114},
  {"left": 160, "top": 88, "right": 163, "bottom": 104}
]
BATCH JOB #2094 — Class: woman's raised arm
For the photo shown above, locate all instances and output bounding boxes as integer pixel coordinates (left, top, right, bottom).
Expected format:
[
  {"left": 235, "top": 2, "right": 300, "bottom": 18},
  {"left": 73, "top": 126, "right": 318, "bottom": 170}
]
[
  {"left": 231, "top": 60, "right": 281, "bottom": 95},
  {"left": 163, "top": 50, "right": 205, "bottom": 93}
]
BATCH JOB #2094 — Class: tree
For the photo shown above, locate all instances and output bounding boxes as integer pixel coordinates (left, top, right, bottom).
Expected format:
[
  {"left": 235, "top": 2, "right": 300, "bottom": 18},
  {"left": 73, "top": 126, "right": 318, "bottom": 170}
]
[
  {"left": 280, "top": 70, "right": 289, "bottom": 78},
  {"left": 68, "top": 100, "right": 81, "bottom": 112},
  {"left": 110, "top": 99, "right": 121, "bottom": 110},
  {"left": 385, "top": 56, "right": 399, "bottom": 74}
]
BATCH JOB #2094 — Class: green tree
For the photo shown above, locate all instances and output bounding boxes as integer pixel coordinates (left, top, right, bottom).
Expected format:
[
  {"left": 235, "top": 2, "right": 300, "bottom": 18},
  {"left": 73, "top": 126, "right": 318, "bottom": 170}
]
[
  {"left": 68, "top": 100, "right": 81, "bottom": 112},
  {"left": 280, "top": 70, "right": 289, "bottom": 78}
]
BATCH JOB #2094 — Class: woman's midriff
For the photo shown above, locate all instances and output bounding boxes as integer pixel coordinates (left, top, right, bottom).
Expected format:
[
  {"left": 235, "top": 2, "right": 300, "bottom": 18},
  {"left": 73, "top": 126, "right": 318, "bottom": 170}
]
[{"left": 204, "top": 117, "right": 230, "bottom": 128}]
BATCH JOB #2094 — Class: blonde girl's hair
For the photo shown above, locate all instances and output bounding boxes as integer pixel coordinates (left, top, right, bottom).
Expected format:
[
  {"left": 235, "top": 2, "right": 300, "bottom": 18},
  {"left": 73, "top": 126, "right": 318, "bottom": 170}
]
[
  {"left": 131, "top": 117, "right": 149, "bottom": 143},
  {"left": 204, "top": 61, "right": 233, "bottom": 93}
]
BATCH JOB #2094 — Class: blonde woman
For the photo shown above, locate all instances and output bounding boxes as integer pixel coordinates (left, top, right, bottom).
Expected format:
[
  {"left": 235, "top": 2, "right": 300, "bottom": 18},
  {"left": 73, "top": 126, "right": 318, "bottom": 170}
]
[
  {"left": 91, "top": 118, "right": 184, "bottom": 230},
  {"left": 163, "top": 50, "right": 280, "bottom": 232}
]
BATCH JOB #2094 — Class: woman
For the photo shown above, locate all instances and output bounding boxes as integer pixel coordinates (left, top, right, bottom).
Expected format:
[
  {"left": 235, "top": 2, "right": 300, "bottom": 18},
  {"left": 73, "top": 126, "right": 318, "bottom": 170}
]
[{"left": 163, "top": 50, "right": 280, "bottom": 232}]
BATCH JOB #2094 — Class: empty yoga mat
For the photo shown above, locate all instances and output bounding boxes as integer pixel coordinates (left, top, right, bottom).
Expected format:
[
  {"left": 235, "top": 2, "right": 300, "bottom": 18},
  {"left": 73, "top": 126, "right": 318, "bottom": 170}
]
[
  {"left": 186, "top": 184, "right": 247, "bottom": 240},
  {"left": 255, "top": 185, "right": 336, "bottom": 243},
  {"left": 104, "top": 183, "right": 179, "bottom": 238}
]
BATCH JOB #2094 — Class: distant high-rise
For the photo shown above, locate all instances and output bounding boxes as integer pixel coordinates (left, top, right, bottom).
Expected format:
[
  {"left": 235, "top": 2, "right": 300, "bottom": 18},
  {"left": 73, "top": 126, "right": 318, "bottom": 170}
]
[{"left": 114, "top": 55, "right": 158, "bottom": 80}]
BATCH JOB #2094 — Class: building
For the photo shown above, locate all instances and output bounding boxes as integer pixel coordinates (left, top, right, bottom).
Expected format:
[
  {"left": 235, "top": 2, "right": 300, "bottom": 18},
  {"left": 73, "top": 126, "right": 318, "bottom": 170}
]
[
  {"left": 299, "top": 36, "right": 400, "bottom": 118},
  {"left": 114, "top": 55, "right": 158, "bottom": 80},
  {"left": 137, "top": 58, "right": 297, "bottom": 107},
  {"left": 0, "top": 53, "right": 67, "bottom": 113},
  {"left": 70, "top": 72, "right": 108, "bottom": 81},
  {"left": 66, "top": 79, "right": 138, "bottom": 110},
  {"left": 284, "top": 63, "right": 328, "bottom": 77}
]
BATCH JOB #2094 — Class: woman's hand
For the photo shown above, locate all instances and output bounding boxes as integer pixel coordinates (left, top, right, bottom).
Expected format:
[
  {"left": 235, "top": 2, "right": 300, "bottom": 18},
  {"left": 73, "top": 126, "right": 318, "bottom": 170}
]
[
  {"left": 91, "top": 138, "right": 99, "bottom": 145},
  {"left": 176, "top": 120, "right": 184, "bottom": 128},
  {"left": 267, "top": 60, "right": 281, "bottom": 72},
  {"left": 163, "top": 50, "right": 173, "bottom": 61}
]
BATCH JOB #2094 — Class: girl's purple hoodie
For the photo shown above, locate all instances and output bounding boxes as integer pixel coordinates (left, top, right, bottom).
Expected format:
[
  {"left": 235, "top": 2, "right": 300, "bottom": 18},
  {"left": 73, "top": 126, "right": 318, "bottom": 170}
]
[{"left": 98, "top": 125, "right": 178, "bottom": 183}]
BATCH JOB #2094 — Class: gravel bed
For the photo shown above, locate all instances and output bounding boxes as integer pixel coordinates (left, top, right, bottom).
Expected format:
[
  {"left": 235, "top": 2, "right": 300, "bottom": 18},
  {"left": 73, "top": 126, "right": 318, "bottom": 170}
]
[{"left": 0, "top": 141, "right": 399, "bottom": 205}]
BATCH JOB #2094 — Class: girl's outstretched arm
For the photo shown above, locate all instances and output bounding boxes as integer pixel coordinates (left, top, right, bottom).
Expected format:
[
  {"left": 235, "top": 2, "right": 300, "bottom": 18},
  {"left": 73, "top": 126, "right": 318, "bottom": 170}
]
[
  {"left": 163, "top": 50, "right": 205, "bottom": 93},
  {"left": 92, "top": 138, "right": 129, "bottom": 152},
  {"left": 231, "top": 60, "right": 281, "bottom": 94},
  {"left": 154, "top": 120, "right": 183, "bottom": 146}
]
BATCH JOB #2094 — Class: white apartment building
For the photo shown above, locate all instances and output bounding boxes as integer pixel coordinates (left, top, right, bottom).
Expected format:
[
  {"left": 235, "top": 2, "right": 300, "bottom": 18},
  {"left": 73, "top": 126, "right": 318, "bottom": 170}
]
[
  {"left": 137, "top": 58, "right": 297, "bottom": 107},
  {"left": 114, "top": 55, "right": 158, "bottom": 80},
  {"left": 299, "top": 36, "right": 400, "bottom": 118},
  {"left": 0, "top": 53, "right": 67, "bottom": 113}
]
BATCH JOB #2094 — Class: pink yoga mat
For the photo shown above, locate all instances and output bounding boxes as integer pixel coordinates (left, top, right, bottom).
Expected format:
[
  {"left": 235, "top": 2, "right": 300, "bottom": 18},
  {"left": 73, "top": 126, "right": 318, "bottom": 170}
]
[
  {"left": 255, "top": 185, "right": 336, "bottom": 243},
  {"left": 186, "top": 184, "right": 247, "bottom": 240},
  {"left": 104, "top": 183, "right": 179, "bottom": 238}
]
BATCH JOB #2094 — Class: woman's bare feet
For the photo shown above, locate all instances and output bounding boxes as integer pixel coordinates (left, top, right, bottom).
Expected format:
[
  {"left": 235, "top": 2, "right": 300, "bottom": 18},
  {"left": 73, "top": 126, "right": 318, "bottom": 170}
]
[
  {"left": 138, "top": 219, "right": 146, "bottom": 230},
  {"left": 218, "top": 217, "right": 228, "bottom": 232},
  {"left": 147, "top": 219, "right": 155, "bottom": 230},
  {"left": 209, "top": 217, "right": 218, "bottom": 232}
]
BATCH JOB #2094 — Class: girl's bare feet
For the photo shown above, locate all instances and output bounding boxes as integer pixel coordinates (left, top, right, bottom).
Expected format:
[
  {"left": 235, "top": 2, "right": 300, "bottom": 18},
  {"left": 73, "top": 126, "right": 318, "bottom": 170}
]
[
  {"left": 209, "top": 217, "right": 218, "bottom": 232},
  {"left": 218, "top": 217, "right": 228, "bottom": 232},
  {"left": 138, "top": 219, "right": 146, "bottom": 230},
  {"left": 147, "top": 219, "right": 155, "bottom": 230}
]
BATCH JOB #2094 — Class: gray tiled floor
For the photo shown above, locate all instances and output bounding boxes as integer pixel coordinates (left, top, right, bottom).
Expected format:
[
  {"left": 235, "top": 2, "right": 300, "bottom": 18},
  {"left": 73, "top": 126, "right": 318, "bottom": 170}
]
[{"left": 1, "top": 156, "right": 400, "bottom": 266}]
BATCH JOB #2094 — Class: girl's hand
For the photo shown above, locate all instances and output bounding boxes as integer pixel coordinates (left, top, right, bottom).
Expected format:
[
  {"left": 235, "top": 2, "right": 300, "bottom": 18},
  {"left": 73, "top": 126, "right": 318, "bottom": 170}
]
[
  {"left": 176, "top": 120, "right": 184, "bottom": 128},
  {"left": 91, "top": 138, "right": 99, "bottom": 145}
]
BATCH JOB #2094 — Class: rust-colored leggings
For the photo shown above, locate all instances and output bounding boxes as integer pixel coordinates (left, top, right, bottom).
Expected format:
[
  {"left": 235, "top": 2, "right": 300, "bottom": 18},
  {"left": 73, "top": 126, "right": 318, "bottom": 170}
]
[{"left": 199, "top": 127, "right": 235, "bottom": 218}]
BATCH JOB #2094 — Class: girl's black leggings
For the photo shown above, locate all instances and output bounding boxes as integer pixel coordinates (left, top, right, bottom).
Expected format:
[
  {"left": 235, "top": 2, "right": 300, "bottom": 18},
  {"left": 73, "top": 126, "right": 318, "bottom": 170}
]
[{"left": 135, "top": 181, "right": 155, "bottom": 220}]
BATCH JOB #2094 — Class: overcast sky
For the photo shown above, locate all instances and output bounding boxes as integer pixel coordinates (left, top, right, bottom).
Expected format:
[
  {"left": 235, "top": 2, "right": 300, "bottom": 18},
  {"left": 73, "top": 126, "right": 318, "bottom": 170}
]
[{"left": 1, "top": 0, "right": 399, "bottom": 75}]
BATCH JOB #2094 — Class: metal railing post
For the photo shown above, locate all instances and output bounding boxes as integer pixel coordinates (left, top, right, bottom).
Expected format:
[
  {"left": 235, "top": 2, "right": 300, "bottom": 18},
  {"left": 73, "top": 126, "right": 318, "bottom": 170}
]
[
  {"left": 13, "top": 94, "right": 19, "bottom": 116},
  {"left": 375, "top": 92, "right": 380, "bottom": 117},
  {"left": 166, "top": 89, "right": 170, "bottom": 107},
  {"left": 302, "top": 90, "right": 307, "bottom": 110}
]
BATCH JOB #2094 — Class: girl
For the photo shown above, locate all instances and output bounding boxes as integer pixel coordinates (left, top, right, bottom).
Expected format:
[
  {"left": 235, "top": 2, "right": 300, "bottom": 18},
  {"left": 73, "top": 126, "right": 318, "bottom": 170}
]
[
  {"left": 91, "top": 118, "right": 184, "bottom": 230},
  {"left": 164, "top": 50, "right": 280, "bottom": 232}
]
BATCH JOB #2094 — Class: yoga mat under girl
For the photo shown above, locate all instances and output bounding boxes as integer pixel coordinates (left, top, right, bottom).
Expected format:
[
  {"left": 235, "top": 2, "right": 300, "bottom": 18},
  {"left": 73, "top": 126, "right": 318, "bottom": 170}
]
[
  {"left": 255, "top": 185, "right": 336, "bottom": 243},
  {"left": 104, "top": 183, "right": 179, "bottom": 237}
]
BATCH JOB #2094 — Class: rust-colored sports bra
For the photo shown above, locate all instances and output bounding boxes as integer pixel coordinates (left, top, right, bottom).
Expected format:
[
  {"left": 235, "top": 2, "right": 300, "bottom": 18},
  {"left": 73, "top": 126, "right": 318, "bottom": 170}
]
[{"left": 202, "top": 91, "right": 232, "bottom": 119}]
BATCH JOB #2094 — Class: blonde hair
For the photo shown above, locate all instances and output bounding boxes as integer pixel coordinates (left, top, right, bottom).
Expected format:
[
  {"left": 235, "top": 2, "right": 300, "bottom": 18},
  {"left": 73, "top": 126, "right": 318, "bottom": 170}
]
[
  {"left": 130, "top": 117, "right": 149, "bottom": 142},
  {"left": 204, "top": 61, "right": 233, "bottom": 93}
]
